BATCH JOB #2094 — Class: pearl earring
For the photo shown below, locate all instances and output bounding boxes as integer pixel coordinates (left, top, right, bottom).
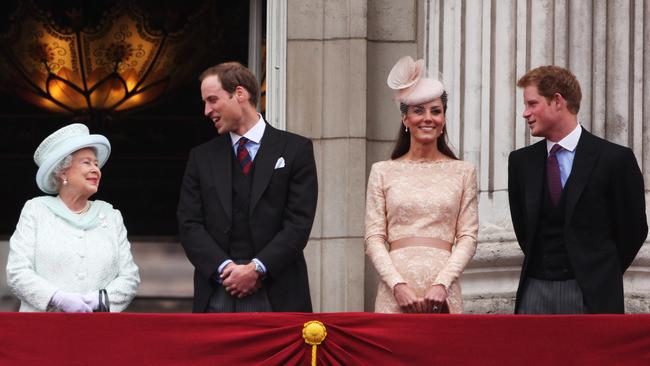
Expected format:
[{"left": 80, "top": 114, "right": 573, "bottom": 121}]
[
  {"left": 404, "top": 126, "right": 409, "bottom": 132},
  {"left": 63, "top": 177, "right": 68, "bottom": 186}
]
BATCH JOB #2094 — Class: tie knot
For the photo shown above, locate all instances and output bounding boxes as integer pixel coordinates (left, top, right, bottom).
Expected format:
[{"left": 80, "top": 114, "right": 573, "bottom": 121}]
[
  {"left": 238, "top": 137, "right": 248, "bottom": 147},
  {"left": 550, "top": 144, "right": 562, "bottom": 155}
]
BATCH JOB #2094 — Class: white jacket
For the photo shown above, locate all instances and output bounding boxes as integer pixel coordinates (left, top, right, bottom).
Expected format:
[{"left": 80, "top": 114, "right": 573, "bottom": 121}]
[{"left": 6, "top": 197, "right": 140, "bottom": 312}]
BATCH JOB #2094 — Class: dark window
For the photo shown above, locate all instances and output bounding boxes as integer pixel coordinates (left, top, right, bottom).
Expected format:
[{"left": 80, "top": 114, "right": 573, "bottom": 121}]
[{"left": 0, "top": 0, "right": 255, "bottom": 236}]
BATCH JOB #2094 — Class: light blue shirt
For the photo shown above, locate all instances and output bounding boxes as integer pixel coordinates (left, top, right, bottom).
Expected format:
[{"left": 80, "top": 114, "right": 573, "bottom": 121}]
[
  {"left": 546, "top": 124, "right": 582, "bottom": 188},
  {"left": 218, "top": 114, "right": 268, "bottom": 281}
]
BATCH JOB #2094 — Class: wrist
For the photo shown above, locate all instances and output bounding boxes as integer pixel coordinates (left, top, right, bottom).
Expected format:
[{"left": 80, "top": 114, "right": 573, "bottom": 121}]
[
  {"left": 432, "top": 282, "right": 448, "bottom": 290},
  {"left": 251, "top": 258, "right": 266, "bottom": 277},
  {"left": 432, "top": 284, "right": 448, "bottom": 295},
  {"left": 392, "top": 282, "right": 407, "bottom": 293},
  {"left": 249, "top": 262, "right": 261, "bottom": 277},
  {"left": 82, "top": 291, "right": 100, "bottom": 310},
  {"left": 218, "top": 260, "right": 234, "bottom": 274},
  {"left": 50, "top": 290, "right": 63, "bottom": 307}
]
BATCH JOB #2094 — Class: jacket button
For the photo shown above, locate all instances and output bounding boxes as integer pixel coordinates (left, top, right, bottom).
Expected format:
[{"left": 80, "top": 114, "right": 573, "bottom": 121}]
[{"left": 224, "top": 228, "right": 231, "bottom": 235}]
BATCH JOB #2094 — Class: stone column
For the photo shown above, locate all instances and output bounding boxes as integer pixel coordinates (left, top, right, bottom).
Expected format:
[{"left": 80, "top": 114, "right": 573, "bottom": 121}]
[{"left": 286, "top": 0, "right": 367, "bottom": 312}]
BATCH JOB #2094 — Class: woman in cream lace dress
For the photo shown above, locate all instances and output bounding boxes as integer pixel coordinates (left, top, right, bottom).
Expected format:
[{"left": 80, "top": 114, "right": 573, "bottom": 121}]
[{"left": 365, "top": 56, "right": 478, "bottom": 314}]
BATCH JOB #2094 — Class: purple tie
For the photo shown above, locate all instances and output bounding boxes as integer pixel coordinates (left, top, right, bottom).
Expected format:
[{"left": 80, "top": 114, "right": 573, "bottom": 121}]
[{"left": 547, "top": 144, "right": 563, "bottom": 206}]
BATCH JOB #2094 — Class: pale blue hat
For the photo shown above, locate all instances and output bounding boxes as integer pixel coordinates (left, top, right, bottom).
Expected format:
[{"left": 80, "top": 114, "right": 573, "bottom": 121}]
[{"left": 33, "top": 123, "right": 111, "bottom": 194}]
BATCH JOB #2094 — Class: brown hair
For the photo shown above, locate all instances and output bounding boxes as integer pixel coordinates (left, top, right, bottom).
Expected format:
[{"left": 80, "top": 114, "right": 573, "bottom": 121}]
[
  {"left": 199, "top": 62, "right": 260, "bottom": 106},
  {"left": 517, "top": 65, "right": 581, "bottom": 114},
  {"left": 390, "top": 91, "right": 458, "bottom": 160}
]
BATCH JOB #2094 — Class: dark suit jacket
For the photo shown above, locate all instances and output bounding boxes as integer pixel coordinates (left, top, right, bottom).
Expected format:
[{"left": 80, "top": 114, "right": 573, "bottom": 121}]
[
  {"left": 508, "top": 129, "right": 647, "bottom": 313},
  {"left": 177, "top": 123, "right": 318, "bottom": 312}
]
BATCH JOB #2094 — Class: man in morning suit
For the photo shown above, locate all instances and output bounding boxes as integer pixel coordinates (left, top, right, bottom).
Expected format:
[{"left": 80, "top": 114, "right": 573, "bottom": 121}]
[
  {"left": 508, "top": 65, "right": 647, "bottom": 314},
  {"left": 178, "top": 62, "right": 318, "bottom": 312}
]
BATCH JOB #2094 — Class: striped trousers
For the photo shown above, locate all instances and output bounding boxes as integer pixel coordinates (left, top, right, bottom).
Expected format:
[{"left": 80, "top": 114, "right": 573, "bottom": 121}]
[
  {"left": 206, "top": 285, "right": 273, "bottom": 313},
  {"left": 517, "top": 278, "right": 585, "bottom": 314}
]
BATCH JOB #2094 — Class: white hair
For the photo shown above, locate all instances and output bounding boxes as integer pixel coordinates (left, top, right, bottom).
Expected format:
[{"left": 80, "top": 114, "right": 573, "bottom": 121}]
[{"left": 48, "top": 155, "right": 74, "bottom": 193}]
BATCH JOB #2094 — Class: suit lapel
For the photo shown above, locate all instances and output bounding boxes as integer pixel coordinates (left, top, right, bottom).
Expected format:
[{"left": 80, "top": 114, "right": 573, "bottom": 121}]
[
  {"left": 524, "top": 141, "right": 547, "bottom": 248},
  {"left": 250, "top": 124, "right": 285, "bottom": 213},
  {"left": 209, "top": 135, "right": 233, "bottom": 222},
  {"left": 564, "top": 130, "right": 599, "bottom": 225}
]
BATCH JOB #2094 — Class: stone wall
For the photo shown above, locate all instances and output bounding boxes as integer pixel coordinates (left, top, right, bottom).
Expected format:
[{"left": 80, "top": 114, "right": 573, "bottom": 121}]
[{"left": 287, "top": 0, "right": 369, "bottom": 312}]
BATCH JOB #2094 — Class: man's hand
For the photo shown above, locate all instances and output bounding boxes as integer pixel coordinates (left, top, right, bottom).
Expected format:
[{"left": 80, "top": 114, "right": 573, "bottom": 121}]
[{"left": 221, "top": 262, "right": 261, "bottom": 298}]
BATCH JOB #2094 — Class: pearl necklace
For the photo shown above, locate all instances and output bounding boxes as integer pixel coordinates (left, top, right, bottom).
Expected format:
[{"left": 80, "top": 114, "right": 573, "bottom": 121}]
[{"left": 72, "top": 202, "right": 91, "bottom": 215}]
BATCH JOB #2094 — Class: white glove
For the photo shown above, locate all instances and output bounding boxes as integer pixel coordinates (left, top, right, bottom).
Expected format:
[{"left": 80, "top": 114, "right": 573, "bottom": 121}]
[
  {"left": 50, "top": 290, "right": 93, "bottom": 313},
  {"left": 82, "top": 292, "right": 100, "bottom": 311}
]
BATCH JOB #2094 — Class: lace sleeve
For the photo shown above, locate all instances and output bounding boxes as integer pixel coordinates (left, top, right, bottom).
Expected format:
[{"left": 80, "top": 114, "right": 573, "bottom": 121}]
[
  {"left": 365, "top": 164, "right": 406, "bottom": 290},
  {"left": 434, "top": 164, "right": 478, "bottom": 289}
]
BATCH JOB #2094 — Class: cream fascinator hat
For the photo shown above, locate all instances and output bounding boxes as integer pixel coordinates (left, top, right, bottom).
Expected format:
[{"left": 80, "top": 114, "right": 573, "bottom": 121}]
[
  {"left": 33, "top": 123, "right": 111, "bottom": 194},
  {"left": 387, "top": 56, "right": 445, "bottom": 106}
]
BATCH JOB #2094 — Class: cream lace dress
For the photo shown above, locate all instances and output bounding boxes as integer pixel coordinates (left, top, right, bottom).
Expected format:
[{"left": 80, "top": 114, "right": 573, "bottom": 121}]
[{"left": 364, "top": 159, "right": 478, "bottom": 313}]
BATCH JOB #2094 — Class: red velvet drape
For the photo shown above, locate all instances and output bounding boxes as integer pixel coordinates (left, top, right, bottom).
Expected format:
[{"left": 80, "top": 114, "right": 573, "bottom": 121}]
[{"left": 0, "top": 312, "right": 648, "bottom": 365}]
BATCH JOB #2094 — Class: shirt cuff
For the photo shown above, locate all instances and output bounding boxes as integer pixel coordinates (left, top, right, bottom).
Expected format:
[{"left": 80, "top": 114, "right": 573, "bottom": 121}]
[{"left": 215, "top": 259, "right": 234, "bottom": 283}]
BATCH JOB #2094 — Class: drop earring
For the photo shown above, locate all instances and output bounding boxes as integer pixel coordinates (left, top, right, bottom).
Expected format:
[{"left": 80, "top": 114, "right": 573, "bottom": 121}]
[
  {"left": 404, "top": 125, "right": 409, "bottom": 132},
  {"left": 63, "top": 177, "right": 68, "bottom": 186}
]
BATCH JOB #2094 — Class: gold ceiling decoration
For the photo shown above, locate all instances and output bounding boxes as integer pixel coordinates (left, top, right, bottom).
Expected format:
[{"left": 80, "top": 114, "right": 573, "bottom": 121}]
[{"left": 0, "top": 1, "right": 209, "bottom": 119}]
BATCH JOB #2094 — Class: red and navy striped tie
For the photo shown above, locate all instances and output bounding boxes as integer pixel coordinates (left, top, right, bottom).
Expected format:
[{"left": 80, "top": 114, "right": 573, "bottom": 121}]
[{"left": 237, "top": 137, "right": 253, "bottom": 175}]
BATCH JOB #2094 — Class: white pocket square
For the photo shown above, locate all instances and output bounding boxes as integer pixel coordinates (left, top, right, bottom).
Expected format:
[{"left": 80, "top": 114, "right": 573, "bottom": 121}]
[{"left": 274, "top": 157, "right": 286, "bottom": 169}]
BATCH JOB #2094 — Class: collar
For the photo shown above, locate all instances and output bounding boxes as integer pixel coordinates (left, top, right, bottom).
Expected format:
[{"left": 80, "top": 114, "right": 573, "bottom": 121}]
[
  {"left": 546, "top": 123, "right": 582, "bottom": 154},
  {"left": 40, "top": 196, "right": 113, "bottom": 230},
  {"left": 230, "top": 114, "right": 266, "bottom": 147}
]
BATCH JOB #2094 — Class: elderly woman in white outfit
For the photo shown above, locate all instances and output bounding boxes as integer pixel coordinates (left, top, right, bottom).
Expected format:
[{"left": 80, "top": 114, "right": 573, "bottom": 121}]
[{"left": 6, "top": 123, "right": 140, "bottom": 312}]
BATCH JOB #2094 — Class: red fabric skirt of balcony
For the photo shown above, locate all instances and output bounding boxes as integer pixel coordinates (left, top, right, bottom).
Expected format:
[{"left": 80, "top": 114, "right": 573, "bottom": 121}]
[{"left": 0, "top": 312, "right": 648, "bottom": 365}]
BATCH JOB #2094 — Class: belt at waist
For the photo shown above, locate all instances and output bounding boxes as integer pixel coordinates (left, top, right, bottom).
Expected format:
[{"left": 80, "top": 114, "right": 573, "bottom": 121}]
[{"left": 390, "top": 237, "right": 452, "bottom": 252}]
